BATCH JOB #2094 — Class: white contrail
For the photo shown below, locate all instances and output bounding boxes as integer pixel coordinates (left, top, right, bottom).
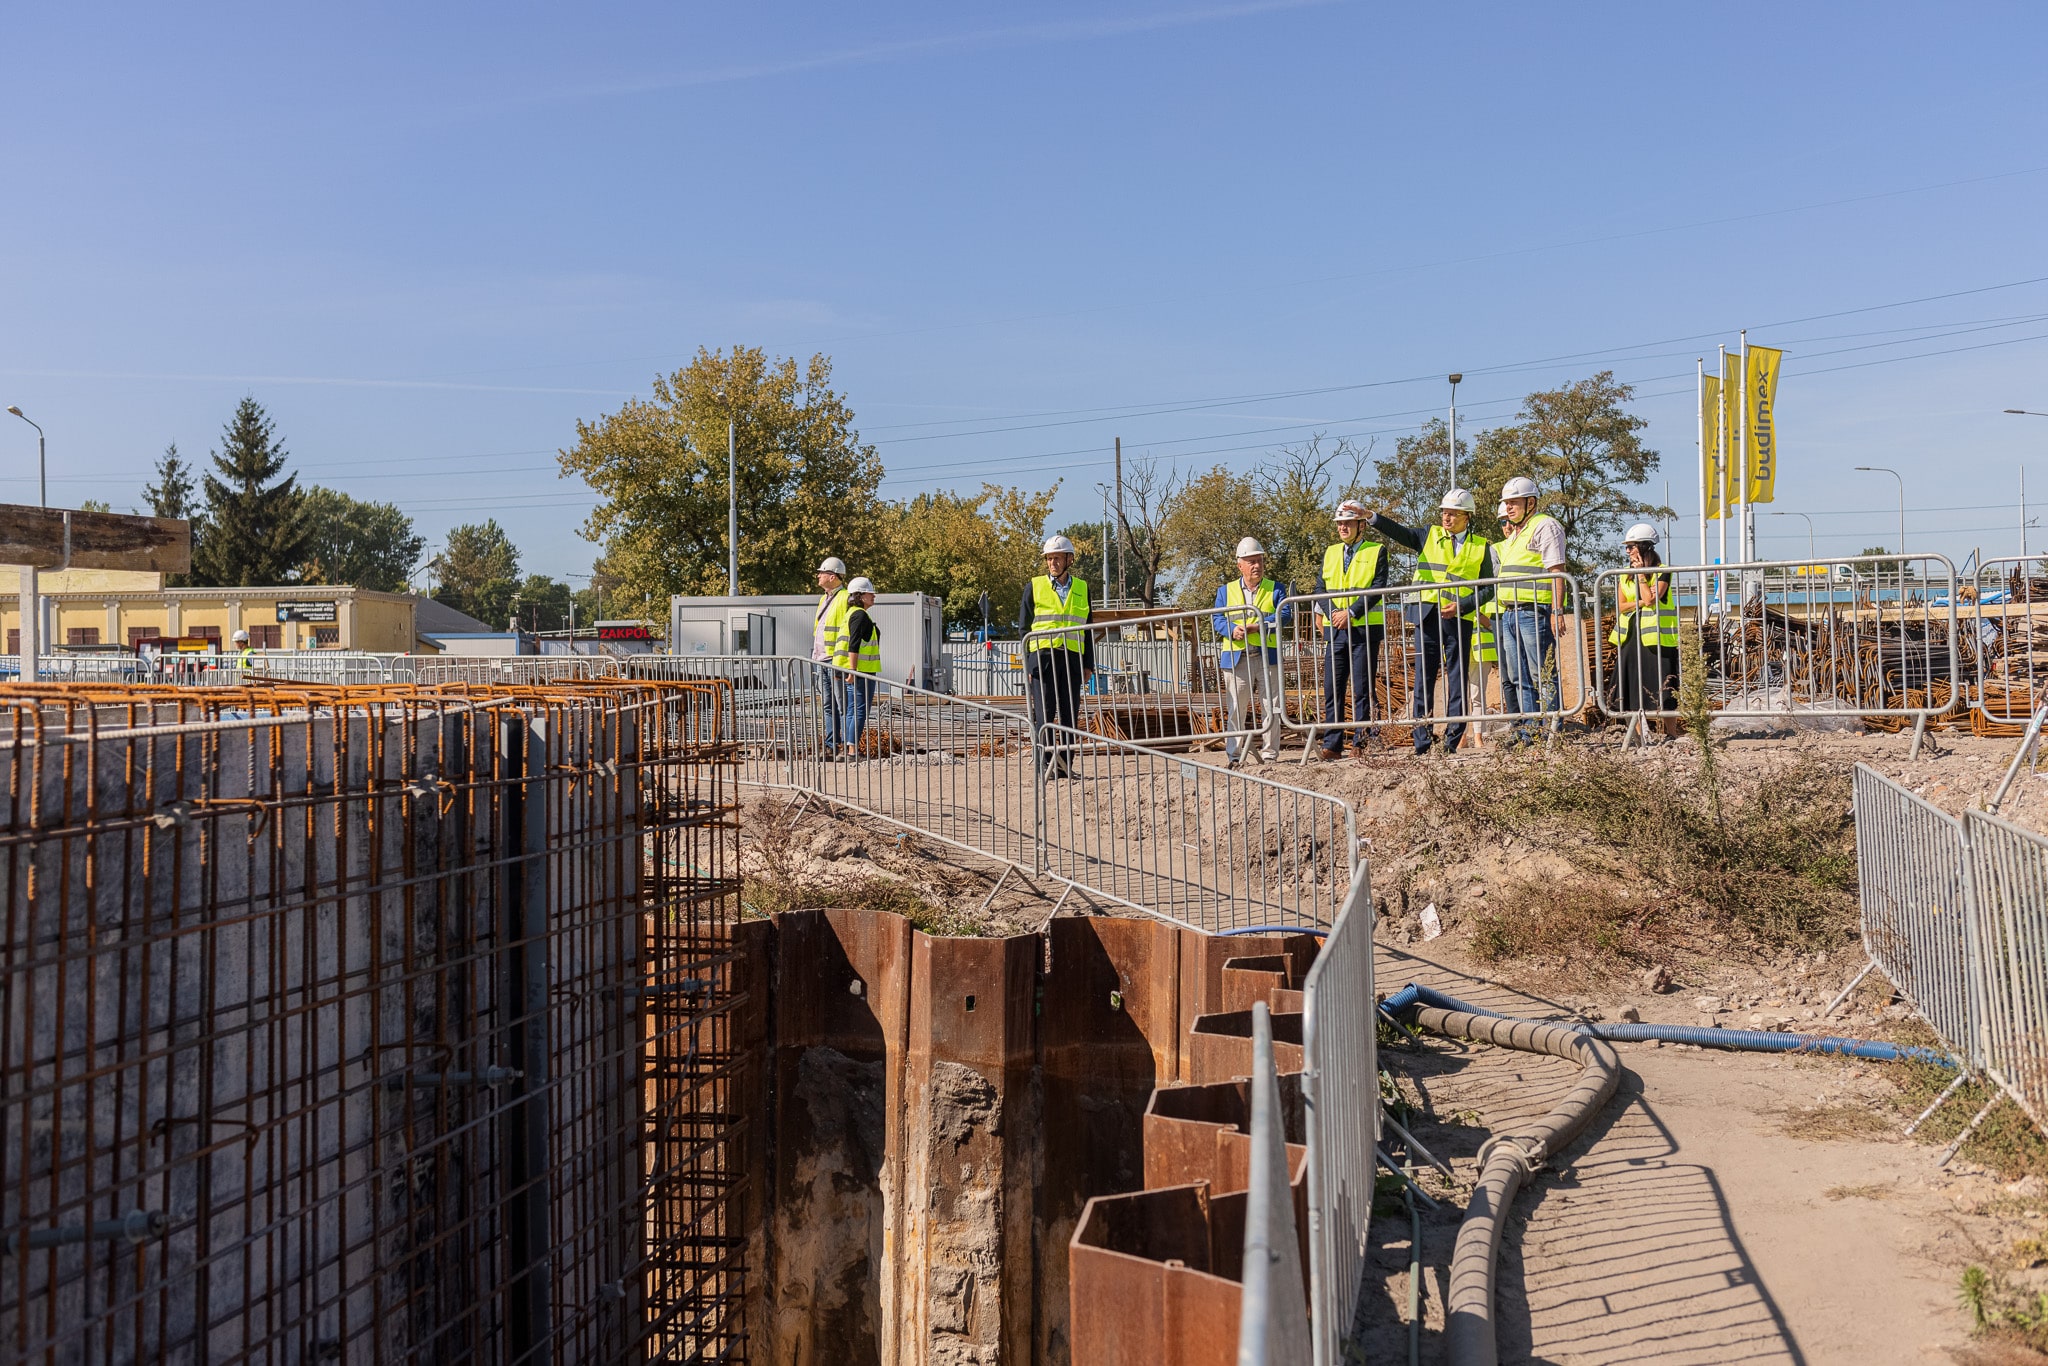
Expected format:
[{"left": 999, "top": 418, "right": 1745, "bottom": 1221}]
[{"left": 0, "top": 368, "right": 633, "bottom": 397}]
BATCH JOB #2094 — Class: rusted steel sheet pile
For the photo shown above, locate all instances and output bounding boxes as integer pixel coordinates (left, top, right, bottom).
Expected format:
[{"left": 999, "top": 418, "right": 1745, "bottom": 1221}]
[
  {"left": 0, "top": 678, "right": 746, "bottom": 1364},
  {"left": 733, "top": 905, "right": 1322, "bottom": 1365}
]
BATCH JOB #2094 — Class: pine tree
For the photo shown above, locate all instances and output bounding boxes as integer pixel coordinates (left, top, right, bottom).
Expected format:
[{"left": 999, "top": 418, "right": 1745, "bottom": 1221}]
[
  {"left": 141, "top": 442, "right": 196, "bottom": 520},
  {"left": 189, "top": 399, "right": 311, "bottom": 586}
]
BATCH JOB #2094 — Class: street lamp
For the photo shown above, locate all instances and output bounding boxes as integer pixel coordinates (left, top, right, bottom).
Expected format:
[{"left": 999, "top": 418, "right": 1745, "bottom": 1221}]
[
  {"left": 2008, "top": 412, "right": 2048, "bottom": 555},
  {"left": 6, "top": 406, "right": 45, "bottom": 507},
  {"left": 7, "top": 406, "right": 45, "bottom": 684},
  {"left": 1446, "top": 373, "right": 1463, "bottom": 491},
  {"left": 1768, "top": 510, "right": 1816, "bottom": 563},
  {"left": 1854, "top": 466, "right": 1906, "bottom": 556}
]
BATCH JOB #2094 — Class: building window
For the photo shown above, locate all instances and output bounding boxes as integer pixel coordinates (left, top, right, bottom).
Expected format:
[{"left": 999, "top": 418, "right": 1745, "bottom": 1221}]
[
  {"left": 313, "top": 627, "right": 340, "bottom": 647},
  {"left": 128, "top": 626, "right": 162, "bottom": 647},
  {"left": 250, "top": 624, "right": 282, "bottom": 649},
  {"left": 66, "top": 627, "right": 101, "bottom": 647},
  {"left": 6, "top": 630, "right": 15, "bottom": 654},
  {"left": 189, "top": 625, "right": 221, "bottom": 643}
]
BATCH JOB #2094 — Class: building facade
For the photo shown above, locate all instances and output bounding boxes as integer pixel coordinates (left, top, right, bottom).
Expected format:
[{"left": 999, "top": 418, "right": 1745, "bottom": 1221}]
[{"left": 2, "top": 570, "right": 421, "bottom": 653}]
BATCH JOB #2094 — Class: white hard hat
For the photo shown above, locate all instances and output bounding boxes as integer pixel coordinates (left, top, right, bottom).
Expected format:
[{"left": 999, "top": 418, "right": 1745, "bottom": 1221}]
[
  {"left": 817, "top": 556, "right": 847, "bottom": 575},
  {"left": 1042, "top": 535, "right": 1077, "bottom": 556},
  {"left": 1334, "top": 499, "right": 1368, "bottom": 522},
  {"left": 1623, "top": 523, "right": 1659, "bottom": 546},
  {"left": 1440, "top": 488, "right": 1476, "bottom": 513},
  {"left": 1501, "top": 476, "right": 1540, "bottom": 501},
  {"left": 1496, "top": 502, "right": 1509, "bottom": 517},
  {"left": 1235, "top": 537, "right": 1267, "bottom": 559},
  {"left": 847, "top": 576, "right": 875, "bottom": 594},
  {"left": 231, "top": 629, "right": 250, "bottom": 643}
]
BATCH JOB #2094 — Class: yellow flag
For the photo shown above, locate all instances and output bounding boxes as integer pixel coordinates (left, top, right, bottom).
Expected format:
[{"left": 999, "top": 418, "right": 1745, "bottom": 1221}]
[
  {"left": 1720, "top": 351, "right": 1742, "bottom": 506},
  {"left": 1701, "top": 374, "right": 1723, "bottom": 520},
  {"left": 1745, "top": 345, "right": 1783, "bottom": 504}
]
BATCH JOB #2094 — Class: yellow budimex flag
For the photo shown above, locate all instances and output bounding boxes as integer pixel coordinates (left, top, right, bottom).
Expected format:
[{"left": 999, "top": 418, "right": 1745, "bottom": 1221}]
[
  {"left": 1721, "top": 351, "right": 1742, "bottom": 507},
  {"left": 1701, "top": 374, "right": 1723, "bottom": 520},
  {"left": 1745, "top": 345, "right": 1783, "bottom": 504}
]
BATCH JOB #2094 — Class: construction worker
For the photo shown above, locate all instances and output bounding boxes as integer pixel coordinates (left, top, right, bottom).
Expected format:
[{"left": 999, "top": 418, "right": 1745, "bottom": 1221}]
[
  {"left": 1212, "top": 538, "right": 1292, "bottom": 766},
  {"left": 814, "top": 557, "right": 851, "bottom": 760},
  {"left": 837, "top": 577, "right": 882, "bottom": 755},
  {"left": 1310, "top": 500, "right": 1387, "bottom": 760},
  {"left": 1493, "top": 477, "right": 1569, "bottom": 746},
  {"left": 1020, "top": 535, "right": 1093, "bottom": 779},
  {"left": 1612, "top": 525, "right": 1681, "bottom": 737},
  {"left": 1367, "top": 490, "right": 1495, "bottom": 755},
  {"left": 232, "top": 628, "right": 254, "bottom": 675}
]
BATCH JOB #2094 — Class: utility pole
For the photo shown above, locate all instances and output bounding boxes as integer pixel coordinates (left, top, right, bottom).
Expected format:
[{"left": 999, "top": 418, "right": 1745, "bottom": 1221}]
[
  {"left": 727, "top": 421, "right": 740, "bottom": 596},
  {"left": 7, "top": 406, "right": 45, "bottom": 682},
  {"left": 1114, "top": 436, "right": 1125, "bottom": 604}
]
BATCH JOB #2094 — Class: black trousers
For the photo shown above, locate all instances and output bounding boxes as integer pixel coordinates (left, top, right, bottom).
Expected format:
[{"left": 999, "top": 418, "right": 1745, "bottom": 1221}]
[
  {"left": 1615, "top": 628, "right": 1675, "bottom": 713},
  {"left": 1411, "top": 609, "right": 1474, "bottom": 751},
  {"left": 1320, "top": 624, "right": 1383, "bottom": 752},
  {"left": 1027, "top": 649, "right": 1085, "bottom": 766}
]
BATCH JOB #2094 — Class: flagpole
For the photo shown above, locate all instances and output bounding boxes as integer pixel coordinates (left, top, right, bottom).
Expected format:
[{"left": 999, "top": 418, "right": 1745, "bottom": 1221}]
[
  {"left": 1697, "top": 357, "right": 1710, "bottom": 618},
  {"left": 1738, "top": 329, "right": 1751, "bottom": 588},
  {"left": 1717, "top": 343, "right": 1729, "bottom": 615}
]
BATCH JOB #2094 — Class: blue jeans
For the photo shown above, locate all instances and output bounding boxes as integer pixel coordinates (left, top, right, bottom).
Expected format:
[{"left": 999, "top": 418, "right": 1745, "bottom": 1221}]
[
  {"left": 1495, "top": 605, "right": 1556, "bottom": 736},
  {"left": 819, "top": 665, "right": 846, "bottom": 751},
  {"left": 843, "top": 676, "right": 876, "bottom": 749}
]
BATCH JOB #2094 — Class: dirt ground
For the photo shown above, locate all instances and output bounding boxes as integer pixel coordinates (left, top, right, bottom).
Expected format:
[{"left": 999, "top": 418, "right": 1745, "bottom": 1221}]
[{"left": 736, "top": 722, "right": 2048, "bottom": 1363}]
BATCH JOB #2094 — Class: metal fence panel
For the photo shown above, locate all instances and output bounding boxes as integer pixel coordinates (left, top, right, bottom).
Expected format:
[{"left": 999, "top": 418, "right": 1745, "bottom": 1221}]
[
  {"left": 1277, "top": 578, "right": 1592, "bottom": 742},
  {"left": 1598, "top": 555, "right": 1959, "bottom": 722},
  {"left": 1962, "top": 810, "right": 2048, "bottom": 1132},
  {"left": 1036, "top": 723, "right": 1356, "bottom": 931},
  {"left": 1301, "top": 864, "right": 1375, "bottom": 1366},
  {"left": 1970, "top": 554, "right": 2048, "bottom": 728},
  {"left": 1852, "top": 763, "right": 1981, "bottom": 1068},
  {"left": 1024, "top": 605, "right": 1267, "bottom": 747},
  {"left": 411, "top": 655, "right": 624, "bottom": 685},
  {"left": 1238, "top": 1003, "right": 1313, "bottom": 1366}
]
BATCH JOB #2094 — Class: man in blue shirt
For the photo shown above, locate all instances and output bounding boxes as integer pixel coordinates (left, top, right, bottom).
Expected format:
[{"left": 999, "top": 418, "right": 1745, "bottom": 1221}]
[{"left": 1212, "top": 537, "right": 1292, "bottom": 766}]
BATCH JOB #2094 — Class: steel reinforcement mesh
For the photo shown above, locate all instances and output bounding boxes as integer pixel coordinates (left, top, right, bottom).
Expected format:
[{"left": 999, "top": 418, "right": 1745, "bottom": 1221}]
[{"left": 0, "top": 680, "right": 745, "bottom": 1365}]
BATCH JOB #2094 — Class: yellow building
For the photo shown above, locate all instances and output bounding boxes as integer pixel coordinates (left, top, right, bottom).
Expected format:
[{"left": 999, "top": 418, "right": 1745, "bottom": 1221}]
[{"left": 2, "top": 570, "right": 425, "bottom": 653}]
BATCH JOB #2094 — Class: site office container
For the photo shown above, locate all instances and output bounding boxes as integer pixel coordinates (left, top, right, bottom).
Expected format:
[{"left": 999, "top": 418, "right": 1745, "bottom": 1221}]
[{"left": 668, "top": 592, "right": 949, "bottom": 690}]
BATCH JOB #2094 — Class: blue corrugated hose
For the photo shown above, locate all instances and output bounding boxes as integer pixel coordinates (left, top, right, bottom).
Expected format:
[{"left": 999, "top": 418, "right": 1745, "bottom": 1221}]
[{"left": 1380, "top": 981, "right": 1957, "bottom": 1069}]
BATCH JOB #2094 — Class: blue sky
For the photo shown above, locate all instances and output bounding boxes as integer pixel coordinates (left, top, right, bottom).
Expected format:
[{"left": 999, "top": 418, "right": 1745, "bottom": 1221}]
[{"left": 5, "top": 2, "right": 2048, "bottom": 582}]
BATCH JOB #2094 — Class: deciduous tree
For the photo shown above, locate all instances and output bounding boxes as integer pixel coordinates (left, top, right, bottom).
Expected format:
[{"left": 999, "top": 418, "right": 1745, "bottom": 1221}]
[
  {"left": 433, "top": 519, "right": 521, "bottom": 627},
  {"left": 298, "top": 487, "right": 425, "bottom": 593}
]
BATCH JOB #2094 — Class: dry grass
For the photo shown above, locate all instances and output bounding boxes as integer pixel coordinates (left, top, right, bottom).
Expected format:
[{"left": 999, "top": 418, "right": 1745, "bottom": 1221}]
[
  {"left": 1823, "top": 1182, "right": 1897, "bottom": 1201},
  {"left": 1882, "top": 1023, "right": 2048, "bottom": 1183},
  {"left": 1409, "top": 746, "right": 1858, "bottom": 953},
  {"left": 1466, "top": 874, "right": 1693, "bottom": 981},
  {"left": 740, "top": 799, "right": 990, "bottom": 937},
  {"left": 1780, "top": 1100, "right": 1894, "bottom": 1142}
]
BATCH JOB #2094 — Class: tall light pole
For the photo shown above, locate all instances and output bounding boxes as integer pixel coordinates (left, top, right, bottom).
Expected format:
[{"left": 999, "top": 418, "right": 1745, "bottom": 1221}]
[
  {"left": 2009, "top": 411, "right": 2048, "bottom": 558},
  {"left": 1768, "top": 510, "right": 1816, "bottom": 563},
  {"left": 7, "top": 406, "right": 44, "bottom": 683},
  {"left": 1446, "top": 373, "right": 1463, "bottom": 491},
  {"left": 727, "top": 421, "right": 740, "bottom": 596},
  {"left": 1854, "top": 466, "right": 1906, "bottom": 556}
]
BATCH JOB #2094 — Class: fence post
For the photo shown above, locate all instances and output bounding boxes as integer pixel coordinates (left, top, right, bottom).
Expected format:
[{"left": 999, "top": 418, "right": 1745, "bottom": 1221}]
[
  {"left": 1239, "top": 1001, "right": 1312, "bottom": 1366},
  {"left": 500, "top": 714, "right": 556, "bottom": 1364}
]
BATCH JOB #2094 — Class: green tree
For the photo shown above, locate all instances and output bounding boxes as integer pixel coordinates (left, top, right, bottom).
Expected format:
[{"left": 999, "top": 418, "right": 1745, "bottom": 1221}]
[
  {"left": 511, "top": 574, "right": 575, "bottom": 633},
  {"left": 1160, "top": 466, "right": 1267, "bottom": 603},
  {"left": 142, "top": 442, "right": 197, "bottom": 520},
  {"left": 79, "top": 499, "right": 111, "bottom": 513},
  {"left": 869, "top": 482, "right": 1059, "bottom": 630},
  {"left": 1255, "top": 435, "right": 1374, "bottom": 595},
  {"left": 297, "top": 487, "right": 426, "bottom": 592},
  {"left": 1469, "top": 372, "right": 1668, "bottom": 571},
  {"left": 1362, "top": 419, "right": 1492, "bottom": 537},
  {"left": 189, "top": 398, "right": 311, "bottom": 587},
  {"left": 434, "top": 519, "right": 522, "bottom": 627},
  {"left": 558, "top": 346, "right": 885, "bottom": 616},
  {"left": 1053, "top": 521, "right": 1105, "bottom": 590},
  {"left": 1107, "top": 454, "right": 1180, "bottom": 609}
]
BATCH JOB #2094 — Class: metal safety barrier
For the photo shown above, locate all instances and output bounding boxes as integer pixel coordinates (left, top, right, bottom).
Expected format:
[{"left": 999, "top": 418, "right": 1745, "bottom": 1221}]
[
  {"left": 1277, "top": 577, "right": 1593, "bottom": 749},
  {"left": 1852, "top": 763, "right": 2048, "bottom": 1138},
  {"left": 1969, "top": 554, "right": 2048, "bottom": 729},
  {"left": 1037, "top": 723, "right": 1356, "bottom": 930},
  {"left": 1600, "top": 555, "right": 1959, "bottom": 725},
  {"left": 1024, "top": 604, "right": 1271, "bottom": 748},
  {"left": 1300, "top": 863, "right": 1376, "bottom": 1366},
  {"left": 1238, "top": 1002, "right": 1313, "bottom": 1366},
  {"left": 411, "top": 654, "right": 625, "bottom": 685}
]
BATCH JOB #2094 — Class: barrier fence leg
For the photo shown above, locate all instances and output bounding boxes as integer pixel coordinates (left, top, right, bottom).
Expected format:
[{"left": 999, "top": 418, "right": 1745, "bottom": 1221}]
[
  {"left": 1909, "top": 713, "right": 1928, "bottom": 761},
  {"left": 1938, "top": 1093, "right": 2007, "bottom": 1168},
  {"left": 1904, "top": 1070, "right": 1973, "bottom": 1138},
  {"left": 1823, "top": 960, "right": 1877, "bottom": 1018}
]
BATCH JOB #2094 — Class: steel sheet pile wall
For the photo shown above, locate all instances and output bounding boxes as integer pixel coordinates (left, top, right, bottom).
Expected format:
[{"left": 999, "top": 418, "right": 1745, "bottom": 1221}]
[{"left": 0, "top": 680, "right": 744, "bottom": 1364}]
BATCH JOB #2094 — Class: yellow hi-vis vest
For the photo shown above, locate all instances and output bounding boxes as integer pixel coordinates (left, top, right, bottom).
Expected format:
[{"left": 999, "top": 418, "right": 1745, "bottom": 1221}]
[
  {"left": 815, "top": 587, "right": 850, "bottom": 660},
  {"left": 1610, "top": 573, "right": 1678, "bottom": 648},
  {"left": 1417, "top": 526, "right": 1492, "bottom": 616},
  {"left": 1027, "top": 576, "right": 1090, "bottom": 652},
  {"left": 1494, "top": 513, "right": 1562, "bottom": 607},
  {"left": 1319, "top": 542, "right": 1384, "bottom": 625},
  {"left": 835, "top": 611, "right": 881, "bottom": 674},
  {"left": 1223, "top": 577, "right": 1280, "bottom": 649}
]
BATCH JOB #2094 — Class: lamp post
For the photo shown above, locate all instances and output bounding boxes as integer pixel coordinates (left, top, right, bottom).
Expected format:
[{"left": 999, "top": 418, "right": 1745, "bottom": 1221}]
[
  {"left": 1854, "top": 466, "right": 1906, "bottom": 556},
  {"left": 2008, "top": 411, "right": 2048, "bottom": 557},
  {"left": 727, "top": 421, "right": 740, "bottom": 596},
  {"left": 7, "top": 406, "right": 45, "bottom": 683},
  {"left": 1768, "top": 510, "right": 1816, "bottom": 563},
  {"left": 1446, "top": 373, "right": 1463, "bottom": 491}
]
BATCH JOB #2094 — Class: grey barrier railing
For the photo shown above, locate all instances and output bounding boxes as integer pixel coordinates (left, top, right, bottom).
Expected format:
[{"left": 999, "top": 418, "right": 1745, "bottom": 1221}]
[
  {"left": 410, "top": 655, "right": 624, "bottom": 685},
  {"left": 1276, "top": 577, "right": 1592, "bottom": 746},
  {"left": 1024, "top": 604, "right": 1272, "bottom": 748},
  {"left": 1969, "top": 554, "right": 2047, "bottom": 726},
  {"left": 1037, "top": 722, "right": 1357, "bottom": 930},
  {"left": 1852, "top": 764, "right": 2048, "bottom": 1137},
  {"left": 1301, "top": 862, "right": 1376, "bottom": 1366},
  {"left": 1239, "top": 1001, "right": 1314, "bottom": 1366},
  {"left": 1595, "top": 555, "right": 1960, "bottom": 725}
]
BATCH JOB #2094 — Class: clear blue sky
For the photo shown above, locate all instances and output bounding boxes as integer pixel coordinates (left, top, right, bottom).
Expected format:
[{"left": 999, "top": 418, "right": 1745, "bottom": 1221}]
[{"left": 6, "top": 2, "right": 2048, "bottom": 581}]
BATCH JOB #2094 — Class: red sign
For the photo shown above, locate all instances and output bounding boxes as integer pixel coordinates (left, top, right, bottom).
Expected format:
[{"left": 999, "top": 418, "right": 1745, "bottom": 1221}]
[{"left": 597, "top": 624, "right": 653, "bottom": 642}]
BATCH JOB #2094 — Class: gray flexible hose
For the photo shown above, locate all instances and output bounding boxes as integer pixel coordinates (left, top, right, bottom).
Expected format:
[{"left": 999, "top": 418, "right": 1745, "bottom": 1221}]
[{"left": 1411, "top": 1006, "right": 1621, "bottom": 1366}]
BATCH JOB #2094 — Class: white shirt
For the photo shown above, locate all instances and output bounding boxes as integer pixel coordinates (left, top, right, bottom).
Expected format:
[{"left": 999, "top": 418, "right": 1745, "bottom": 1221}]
[{"left": 1508, "top": 516, "right": 1568, "bottom": 572}]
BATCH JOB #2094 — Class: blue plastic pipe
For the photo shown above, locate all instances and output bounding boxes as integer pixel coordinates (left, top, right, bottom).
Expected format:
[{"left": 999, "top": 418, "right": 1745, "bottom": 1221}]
[{"left": 1380, "top": 981, "right": 1957, "bottom": 1069}]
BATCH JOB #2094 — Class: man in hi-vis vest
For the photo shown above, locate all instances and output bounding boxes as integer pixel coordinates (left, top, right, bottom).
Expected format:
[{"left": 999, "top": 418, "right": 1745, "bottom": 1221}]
[
  {"left": 814, "top": 556, "right": 852, "bottom": 760},
  {"left": 1310, "top": 499, "right": 1388, "bottom": 761},
  {"left": 1492, "top": 477, "right": 1569, "bottom": 745},
  {"left": 1019, "top": 535, "right": 1093, "bottom": 780},
  {"left": 1212, "top": 537, "right": 1293, "bottom": 767},
  {"left": 1366, "top": 490, "right": 1496, "bottom": 755}
]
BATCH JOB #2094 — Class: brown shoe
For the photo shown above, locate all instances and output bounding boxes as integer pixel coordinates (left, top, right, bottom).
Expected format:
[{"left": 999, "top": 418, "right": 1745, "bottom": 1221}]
[{"left": 1315, "top": 747, "right": 1344, "bottom": 762}]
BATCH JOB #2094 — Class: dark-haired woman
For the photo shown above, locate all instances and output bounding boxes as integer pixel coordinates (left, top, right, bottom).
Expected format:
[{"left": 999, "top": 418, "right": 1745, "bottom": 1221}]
[{"left": 1612, "top": 524, "right": 1679, "bottom": 735}]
